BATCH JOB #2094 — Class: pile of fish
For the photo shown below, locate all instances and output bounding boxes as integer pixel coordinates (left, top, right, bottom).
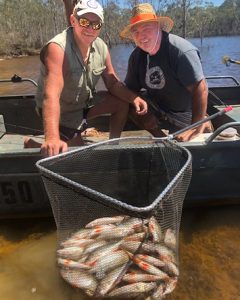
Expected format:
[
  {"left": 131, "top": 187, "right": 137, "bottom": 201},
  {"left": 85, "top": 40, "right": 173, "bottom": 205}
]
[{"left": 57, "top": 215, "right": 179, "bottom": 299}]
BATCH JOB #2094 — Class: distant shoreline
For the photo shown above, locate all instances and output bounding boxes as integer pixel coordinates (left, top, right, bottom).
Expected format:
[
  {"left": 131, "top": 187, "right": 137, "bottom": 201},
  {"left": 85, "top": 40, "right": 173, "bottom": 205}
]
[{"left": 0, "top": 49, "right": 40, "bottom": 61}]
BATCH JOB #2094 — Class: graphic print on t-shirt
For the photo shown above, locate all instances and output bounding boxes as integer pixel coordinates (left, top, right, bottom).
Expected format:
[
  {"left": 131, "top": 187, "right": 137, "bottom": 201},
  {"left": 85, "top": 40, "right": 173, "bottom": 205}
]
[{"left": 145, "top": 65, "right": 165, "bottom": 89}]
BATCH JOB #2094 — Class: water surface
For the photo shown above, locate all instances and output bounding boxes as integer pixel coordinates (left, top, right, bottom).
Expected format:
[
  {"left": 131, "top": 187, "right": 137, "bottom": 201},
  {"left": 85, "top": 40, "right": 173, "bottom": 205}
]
[{"left": 0, "top": 206, "right": 240, "bottom": 300}]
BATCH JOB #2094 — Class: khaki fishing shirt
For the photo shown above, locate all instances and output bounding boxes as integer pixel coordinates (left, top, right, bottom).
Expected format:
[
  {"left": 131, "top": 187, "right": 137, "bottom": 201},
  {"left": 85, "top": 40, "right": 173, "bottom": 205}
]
[{"left": 35, "top": 27, "right": 108, "bottom": 129}]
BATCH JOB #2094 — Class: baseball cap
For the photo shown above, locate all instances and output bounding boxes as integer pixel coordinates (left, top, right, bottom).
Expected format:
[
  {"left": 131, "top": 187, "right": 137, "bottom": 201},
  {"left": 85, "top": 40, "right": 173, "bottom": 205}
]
[{"left": 74, "top": 0, "right": 104, "bottom": 22}]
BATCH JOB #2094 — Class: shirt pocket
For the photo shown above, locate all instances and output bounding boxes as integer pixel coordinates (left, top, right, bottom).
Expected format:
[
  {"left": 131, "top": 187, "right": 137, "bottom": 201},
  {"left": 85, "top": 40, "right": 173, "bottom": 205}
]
[{"left": 91, "top": 66, "right": 106, "bottom": 86}]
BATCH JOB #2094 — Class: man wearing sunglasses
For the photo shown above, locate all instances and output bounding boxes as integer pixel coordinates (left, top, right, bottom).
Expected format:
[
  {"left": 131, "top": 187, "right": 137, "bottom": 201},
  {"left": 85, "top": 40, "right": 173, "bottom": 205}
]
[{"left": 25, "top": 0, "right": 147, "bottom": 156}]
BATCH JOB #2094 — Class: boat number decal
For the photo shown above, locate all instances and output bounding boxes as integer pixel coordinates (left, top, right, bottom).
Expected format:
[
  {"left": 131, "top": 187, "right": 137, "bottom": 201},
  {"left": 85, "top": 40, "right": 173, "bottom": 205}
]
[{"left": 0, "top": 181, "right": 33, "bottom": 204}]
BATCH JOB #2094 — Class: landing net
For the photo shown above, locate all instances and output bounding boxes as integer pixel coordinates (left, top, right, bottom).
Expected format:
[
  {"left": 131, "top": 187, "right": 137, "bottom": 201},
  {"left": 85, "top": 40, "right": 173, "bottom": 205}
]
[{"left": 36, "top": 137, "right": 192, "bottom": 299}]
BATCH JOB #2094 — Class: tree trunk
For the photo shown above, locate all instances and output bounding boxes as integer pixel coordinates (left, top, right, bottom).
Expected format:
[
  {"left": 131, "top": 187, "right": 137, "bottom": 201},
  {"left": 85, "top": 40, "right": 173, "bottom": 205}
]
[
  {"left": 63, "top": 0, "right": 74, "bottom": 25},
  {"left": 182, "top": 0, "right": 187, "bottom": 38}
]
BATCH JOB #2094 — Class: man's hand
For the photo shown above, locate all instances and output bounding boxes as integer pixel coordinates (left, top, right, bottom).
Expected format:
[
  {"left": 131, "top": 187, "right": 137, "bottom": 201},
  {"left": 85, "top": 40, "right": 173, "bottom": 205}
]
[
  {"left": 41, "top": 139, "right": 68, "bottom": 157},
  {"left": 133, "top": 97, "right": 148, "bottom": 115},
  {"left": 175, "top": 127, "right": 201, "bottom": 142},
  {"left": 175, "top": 121, "right": 212, "bottom": 142}
]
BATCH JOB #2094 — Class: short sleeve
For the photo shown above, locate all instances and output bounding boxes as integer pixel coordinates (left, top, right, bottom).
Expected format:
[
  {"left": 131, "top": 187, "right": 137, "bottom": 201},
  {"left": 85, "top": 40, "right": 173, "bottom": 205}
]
[{"left": 176, "top": 50, "right": 204, "bottom": 86}]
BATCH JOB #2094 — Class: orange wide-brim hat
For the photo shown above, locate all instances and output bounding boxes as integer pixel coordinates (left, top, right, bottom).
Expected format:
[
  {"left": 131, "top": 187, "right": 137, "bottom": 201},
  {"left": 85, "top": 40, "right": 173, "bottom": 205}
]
[{"left": 120, "top": 3, "right": 174, "bottom": 40}]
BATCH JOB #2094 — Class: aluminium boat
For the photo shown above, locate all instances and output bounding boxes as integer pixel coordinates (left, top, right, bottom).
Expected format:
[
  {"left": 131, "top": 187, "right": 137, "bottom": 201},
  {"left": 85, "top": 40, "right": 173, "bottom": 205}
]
[{"left": 0, "top": 74, "right": 240, "bottom": 218}]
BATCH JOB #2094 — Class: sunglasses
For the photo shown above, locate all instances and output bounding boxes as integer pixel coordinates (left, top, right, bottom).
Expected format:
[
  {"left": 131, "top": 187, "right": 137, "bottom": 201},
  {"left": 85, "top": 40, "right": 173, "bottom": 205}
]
[{"left": 78, "top": 18, "right": 102, "bottom": 30}]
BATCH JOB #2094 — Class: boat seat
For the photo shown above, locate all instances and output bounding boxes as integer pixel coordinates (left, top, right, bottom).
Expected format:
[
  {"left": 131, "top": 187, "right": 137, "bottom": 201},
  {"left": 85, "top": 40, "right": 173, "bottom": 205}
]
[
  {"left": 0, "top": 115, "right": 6, "bottom": 139},
  {"left": 213, "top": 105, "right": 240, "bottom": 123}
]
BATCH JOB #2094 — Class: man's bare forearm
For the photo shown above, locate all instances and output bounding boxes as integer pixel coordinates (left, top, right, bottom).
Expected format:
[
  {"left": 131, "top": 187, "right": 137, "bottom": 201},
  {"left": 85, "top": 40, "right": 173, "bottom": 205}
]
[
  {"left": 190, "top": 79, "right": 208, "bottom": 123},
  {"left": 42, "top": 97, "right": 61, "bottom": 141},
  {"left": 108, "top": 80, "right": 142, "bottom": 104}
]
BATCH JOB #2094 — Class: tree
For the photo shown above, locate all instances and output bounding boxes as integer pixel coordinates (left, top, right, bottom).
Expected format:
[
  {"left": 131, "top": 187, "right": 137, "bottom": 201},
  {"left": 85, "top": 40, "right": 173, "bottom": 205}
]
[
  {"left": 189, "top": 5, "right": 215, "bottom": 43},
  {"left": 0, "top": 0, "right": 240, "bottom": 56}
]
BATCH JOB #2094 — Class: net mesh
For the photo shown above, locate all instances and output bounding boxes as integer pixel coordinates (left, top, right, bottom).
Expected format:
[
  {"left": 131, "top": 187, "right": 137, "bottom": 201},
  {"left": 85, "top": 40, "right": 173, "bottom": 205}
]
[{"left": 36, "top": 137, "right": 192, "bottom": 299}]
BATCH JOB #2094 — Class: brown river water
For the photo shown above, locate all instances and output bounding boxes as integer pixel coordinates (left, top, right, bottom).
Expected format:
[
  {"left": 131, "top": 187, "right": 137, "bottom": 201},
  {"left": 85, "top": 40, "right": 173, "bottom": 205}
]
[
  {"left": 1, "top": 206, "right": 239, "bottom": 300},
  {"left": 0, "top": 52, "right": 240, "bottom": 300}
]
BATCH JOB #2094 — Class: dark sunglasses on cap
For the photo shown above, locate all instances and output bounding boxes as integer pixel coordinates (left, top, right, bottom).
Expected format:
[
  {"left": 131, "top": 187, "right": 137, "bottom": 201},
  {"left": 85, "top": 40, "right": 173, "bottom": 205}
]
[{"left": 78, "top": 17, "right": 102, "bottom": 30}]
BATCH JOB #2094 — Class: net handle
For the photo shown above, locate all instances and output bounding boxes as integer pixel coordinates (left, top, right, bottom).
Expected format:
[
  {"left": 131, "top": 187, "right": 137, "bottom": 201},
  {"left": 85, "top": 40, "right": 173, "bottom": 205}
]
[{"left": 161, "top": 106, "right": 233, "bottom": 140}]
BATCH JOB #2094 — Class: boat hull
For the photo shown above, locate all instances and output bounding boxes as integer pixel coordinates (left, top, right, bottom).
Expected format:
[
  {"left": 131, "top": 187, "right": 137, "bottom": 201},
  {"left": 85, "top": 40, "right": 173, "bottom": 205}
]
[
  {"left": 185, "top": 140, "right": 240, "bottom": 206},
  {"left": 1, "top": 135, "right": 240, "bottom": 219},
  {"left": 0, "top": 151, "right": 51, "bottom": 218},
  {"left": 1, "top": 76, "right": 240, "bottom": 218}
]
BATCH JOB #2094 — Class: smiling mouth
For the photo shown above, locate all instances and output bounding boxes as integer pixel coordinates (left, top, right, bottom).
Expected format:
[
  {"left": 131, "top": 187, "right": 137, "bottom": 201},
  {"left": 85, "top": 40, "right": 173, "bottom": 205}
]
[{"left": 140, "top": 39, "right": 149, "bottom": 44}]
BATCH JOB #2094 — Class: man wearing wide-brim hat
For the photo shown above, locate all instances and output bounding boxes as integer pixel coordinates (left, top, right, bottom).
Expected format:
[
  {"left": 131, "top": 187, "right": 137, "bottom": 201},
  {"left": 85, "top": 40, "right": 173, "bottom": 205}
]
[{"left": 120, "top": 3, "right": 212, "bottom": 141}]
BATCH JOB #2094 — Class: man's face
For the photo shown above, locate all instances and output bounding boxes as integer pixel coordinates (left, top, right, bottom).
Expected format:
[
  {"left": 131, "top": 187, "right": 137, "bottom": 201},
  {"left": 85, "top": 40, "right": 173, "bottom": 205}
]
[
  {"left": 131, "top": 22, "right": 159, "bottom": 54},
  {"left": 74, "top": 13, "right": 101, "bottom": 45}
]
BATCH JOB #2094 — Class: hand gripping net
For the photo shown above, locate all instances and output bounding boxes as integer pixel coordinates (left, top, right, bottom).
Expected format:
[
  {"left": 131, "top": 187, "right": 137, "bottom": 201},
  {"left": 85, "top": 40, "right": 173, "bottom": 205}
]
[{"left": 36, "top": 137, "right": 192, "bottom": 299}]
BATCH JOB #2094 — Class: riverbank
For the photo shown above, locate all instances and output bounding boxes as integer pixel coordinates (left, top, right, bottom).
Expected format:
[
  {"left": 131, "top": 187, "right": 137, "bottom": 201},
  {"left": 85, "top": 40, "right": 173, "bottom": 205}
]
[
  {"left": 0, "top": 41, "right": 133, "bottom": 60},
  {"left": 0, "top": 49, "right": 40, "bottom": 60}
]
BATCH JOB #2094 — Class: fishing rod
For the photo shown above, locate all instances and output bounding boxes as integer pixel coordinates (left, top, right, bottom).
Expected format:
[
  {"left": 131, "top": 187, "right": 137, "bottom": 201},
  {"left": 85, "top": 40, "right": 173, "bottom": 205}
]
[
  {"left": 0, "top": 121, "right": 70, "bottom": 142},
  {"left": 0, "top": 121, "right": 45, "bottom": 135},
  {"left": 222, "top": 56, "right": 240, "bottom": 67}
]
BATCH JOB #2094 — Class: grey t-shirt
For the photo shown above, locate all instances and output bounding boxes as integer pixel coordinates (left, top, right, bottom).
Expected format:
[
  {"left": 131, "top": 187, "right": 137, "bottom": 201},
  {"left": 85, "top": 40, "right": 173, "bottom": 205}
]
[{"left": 124, "top": 31, "right": 205, "bottom": 113}]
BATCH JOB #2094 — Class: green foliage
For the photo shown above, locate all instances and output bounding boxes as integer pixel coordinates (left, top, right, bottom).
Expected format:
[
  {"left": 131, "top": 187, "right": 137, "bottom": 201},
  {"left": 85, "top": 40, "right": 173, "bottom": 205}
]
[
  {"left": 0, "top": 0, "right": 240, "bottom": 56},
  {"left": 0, "top": 0, "right": 67, "bottom": 56}
]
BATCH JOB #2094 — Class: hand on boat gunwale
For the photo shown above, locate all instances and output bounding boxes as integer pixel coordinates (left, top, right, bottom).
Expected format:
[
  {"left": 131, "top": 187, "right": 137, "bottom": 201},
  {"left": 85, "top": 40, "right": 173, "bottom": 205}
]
[
  {"left": 175, "top": 127, "right": 202, "bottom": 142},
  {"left": 175, "top": 122, "right": 212, "bottom": 142},
  {"left": 41, "top": 139, "right": 68, "bottom": 157},
  {"left": 41, "top": 134, "right": 85, "bottom": 156}
]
